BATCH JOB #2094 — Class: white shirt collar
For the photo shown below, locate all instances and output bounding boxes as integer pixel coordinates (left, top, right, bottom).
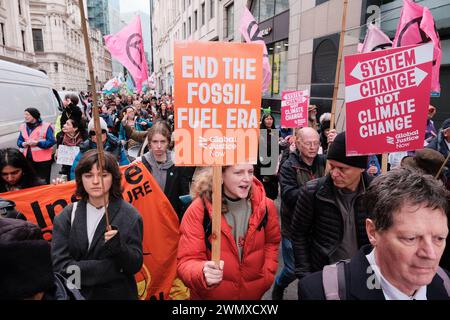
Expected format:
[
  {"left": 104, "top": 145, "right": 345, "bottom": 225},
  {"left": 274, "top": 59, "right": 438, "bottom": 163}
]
[{"left": 366, "top": 249, "right": 427, "bottom": 300}]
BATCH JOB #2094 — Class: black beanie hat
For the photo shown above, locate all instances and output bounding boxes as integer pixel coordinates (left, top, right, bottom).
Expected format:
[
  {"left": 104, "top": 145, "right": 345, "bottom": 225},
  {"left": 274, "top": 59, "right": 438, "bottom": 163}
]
[
  {"left": 321, "top": 120, "right": 330, "bottom": 131},
  {"left": 24, "top": 107, "right": 41, "bottom": 121},
  {"left": 327, "top": 132, "right": 368, "bottom": 169},
  {"left": 0, "top": 240, "right": 54, "bottom": 299}
]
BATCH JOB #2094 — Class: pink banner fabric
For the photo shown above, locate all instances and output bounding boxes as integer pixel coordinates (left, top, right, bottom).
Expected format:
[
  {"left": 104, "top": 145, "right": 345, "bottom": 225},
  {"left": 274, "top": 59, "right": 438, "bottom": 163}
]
[
  {"left": 239, "top": 6, "right": 271, "bottom": 93},
  {"left": 104, "top": 16, "right": 148, "bottom": 93},
  {"left": 359, "top": 24, "right": 392, "bottom": 53},
  {"left": 393, "top": 0, "right": 441, "bottom": 94}
]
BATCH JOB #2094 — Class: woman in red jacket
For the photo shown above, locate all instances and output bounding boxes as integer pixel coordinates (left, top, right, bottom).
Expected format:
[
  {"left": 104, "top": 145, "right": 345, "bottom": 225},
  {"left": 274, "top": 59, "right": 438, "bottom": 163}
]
[{"left": 177, "top": 164, "right": 280, "bottom": 300}]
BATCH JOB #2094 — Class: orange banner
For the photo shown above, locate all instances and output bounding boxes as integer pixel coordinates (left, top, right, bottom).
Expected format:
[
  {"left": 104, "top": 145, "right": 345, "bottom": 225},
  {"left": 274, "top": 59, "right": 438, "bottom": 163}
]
[
  {"left": 173, "top": 41, "right": 263, "bottom": 166},
  {"left": 0, "top": 162, "right": 188, "bottom": 300}
]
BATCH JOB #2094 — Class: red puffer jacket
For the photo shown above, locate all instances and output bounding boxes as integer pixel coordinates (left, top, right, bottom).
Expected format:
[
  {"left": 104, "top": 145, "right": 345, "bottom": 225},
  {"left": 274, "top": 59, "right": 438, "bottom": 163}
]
[{"left": 177, "top": 177, "right": 280, "bottom": 300}]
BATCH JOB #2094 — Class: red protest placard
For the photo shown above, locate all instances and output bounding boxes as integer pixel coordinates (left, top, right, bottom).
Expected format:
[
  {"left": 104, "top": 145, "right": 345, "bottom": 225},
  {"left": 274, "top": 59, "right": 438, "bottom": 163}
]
[
  {"left": 281, "top": 90, "right": 309, "bottom": 128},
  {"left": 344, "top": 43, "right": 433, "bottom": 156}
]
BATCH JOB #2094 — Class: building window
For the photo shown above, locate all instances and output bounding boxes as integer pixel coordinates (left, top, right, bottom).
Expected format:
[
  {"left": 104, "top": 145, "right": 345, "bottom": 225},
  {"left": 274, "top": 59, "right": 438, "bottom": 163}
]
[
  {"left": 194, "top": 10, "right": 198, "bottom": 31},
  {"left": 251, "top": 0, "right": 260, "bottom": 21},
  {"left": 226, "top": 3, "right": 234, "bottom": 39},
  {"left": 310, "top": 35, "right": 338, "bottom": 113},
  {"left": 260, "top": 0, "right": 275, "bottom": 22},
  {"left": 251, "top": 0, "right": 289, "bottom": 22},
  {"left": 18, "top": 0, "right": 22, "bottom": 15},
  {"left": 265, "top": 39, "right": 288, "bottom": 98},
  {"left": 275, "top": 0, "right": 289, "bottom": 15},
  {"left": 0, "top": 23, "right": 5, "bottom": 46},
  {"left": 201, "top": 3, "right": 205, "bottom": 26},
  {"left": 316, "top": 0, "right": 329, "bottom": 5},
  {"left": 54, "top": 62, "right": 59, "bottom": 73},
  {"left": 32, "top": 29, "right": 44, "bottom": 52},
  {"left": 21, "top": 30, "right": 25, "bottom": 51},
  {"left": 183, "top": 22, "right": 186, "bottom": 39},
  {"left": 210, "top": 0, "right": 215, "bottom": 19},
  {"left": 188, "top": 17, "right": 191, "bottom": 36}
]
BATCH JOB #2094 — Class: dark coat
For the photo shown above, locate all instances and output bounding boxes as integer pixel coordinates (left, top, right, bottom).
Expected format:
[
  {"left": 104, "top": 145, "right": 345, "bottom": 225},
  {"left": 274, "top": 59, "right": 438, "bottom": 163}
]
[
  {"left": 291, "top": 173, "right": 374, "bottom": 280},
  {"left": 299, "top": 245, "right": 450, "bottom": 300},
  {"left": 51, "top": 198, "right": 143, "bottom": 300},
  {"left": 60, "top": 103, "right": 83, "bottom": 128},
  {"left": 142, "top": 156, "right": 191, "bottom": 221},
  {"left": 254, "top": 128, "right": 279, "bottom": 200},
  {"left": 278, "top": 151, "right": 326, "bottom": 237}
]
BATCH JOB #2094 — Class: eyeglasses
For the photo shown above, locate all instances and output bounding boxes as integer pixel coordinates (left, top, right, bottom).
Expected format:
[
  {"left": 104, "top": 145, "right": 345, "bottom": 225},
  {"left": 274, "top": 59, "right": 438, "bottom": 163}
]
[
  {"left": 301, "top": 141, "right": 320, "bottom": 147},
  {"left": 89, "top": 129, "right": 107, "bottom": 136}
]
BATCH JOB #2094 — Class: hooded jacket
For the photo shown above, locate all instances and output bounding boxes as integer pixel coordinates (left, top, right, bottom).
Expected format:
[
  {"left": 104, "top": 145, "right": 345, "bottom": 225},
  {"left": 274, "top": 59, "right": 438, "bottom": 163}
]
[{"left": 177, "top": 177, "right": 280, "bottom": 300}]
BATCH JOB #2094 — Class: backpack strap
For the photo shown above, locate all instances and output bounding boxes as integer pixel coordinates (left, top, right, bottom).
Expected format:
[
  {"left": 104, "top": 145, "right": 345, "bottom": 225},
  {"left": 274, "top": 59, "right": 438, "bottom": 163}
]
[
  {"left": 256, "top": 206, "right": 268, "bottom": 231},
  {"left": 436, "top": 267, "right": 450, "bottom": 297},
  {"left": 322, "top": 260, "right": 348, "bottom": 300},
  {"left": 202, "top": 198, "right": 269, "bottom": 249},
  {"left": 202, "top": 197, "right": 212, "bottom": 251},
  {"left": 70, "top": 202, "right": 78, "bottom": 226}
]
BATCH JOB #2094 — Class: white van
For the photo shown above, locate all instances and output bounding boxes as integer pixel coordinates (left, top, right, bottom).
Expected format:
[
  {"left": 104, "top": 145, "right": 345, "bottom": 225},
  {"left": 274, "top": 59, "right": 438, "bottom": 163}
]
[{"left": 0, "top": 59, "right": 62, "bottom": 149}]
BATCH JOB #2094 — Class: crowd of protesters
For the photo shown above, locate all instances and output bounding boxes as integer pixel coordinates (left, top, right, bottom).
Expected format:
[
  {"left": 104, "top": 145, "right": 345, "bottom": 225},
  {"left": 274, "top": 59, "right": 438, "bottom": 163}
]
[{"left": 1, "top": 93, "right": 450, "bottom": 301}]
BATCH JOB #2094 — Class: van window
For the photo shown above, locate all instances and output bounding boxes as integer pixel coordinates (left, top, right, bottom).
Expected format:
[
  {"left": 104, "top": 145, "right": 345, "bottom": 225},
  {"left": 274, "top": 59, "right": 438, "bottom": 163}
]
[{"left": 0, "top": 84, "right": 59, "bottom": 123}]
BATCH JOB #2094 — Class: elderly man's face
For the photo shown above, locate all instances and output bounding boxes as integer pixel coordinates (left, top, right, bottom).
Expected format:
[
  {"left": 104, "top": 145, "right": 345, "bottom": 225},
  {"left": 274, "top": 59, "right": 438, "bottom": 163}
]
[{"left": 366, "top": 204, "right": 448, "bottom": 296}]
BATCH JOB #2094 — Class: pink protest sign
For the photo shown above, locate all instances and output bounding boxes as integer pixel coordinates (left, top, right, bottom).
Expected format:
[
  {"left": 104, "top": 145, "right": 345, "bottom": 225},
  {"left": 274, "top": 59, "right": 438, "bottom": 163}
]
[
  {"left": 281, "top": 90, "right": 309, "bottom": 128},
  {"left": 344, "top": 43, "right": 433, "bottom": 156}
]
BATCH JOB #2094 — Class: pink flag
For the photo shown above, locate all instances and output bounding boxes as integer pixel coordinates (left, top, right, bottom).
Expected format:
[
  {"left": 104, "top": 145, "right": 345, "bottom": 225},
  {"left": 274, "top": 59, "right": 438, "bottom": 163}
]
[
  {"left": 104, "top": 16, "right": 148, "bottom": 93},
  {"left": 359, "top": 24, "right": 392, "bottom": 53},
  {"left": 239, "top": 6, "right": 271, "bottom": 93},
  {"left": 393, "top": 0, "right": 441, "bottom": 95}
]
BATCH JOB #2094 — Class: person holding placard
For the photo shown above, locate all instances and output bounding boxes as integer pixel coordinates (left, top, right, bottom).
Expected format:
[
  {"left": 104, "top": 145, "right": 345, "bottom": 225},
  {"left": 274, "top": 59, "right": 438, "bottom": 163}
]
[
  {"left": 56, "top": 119, "right": 88, "bottom": 178},
  {"left": 177, "top": 164, "right": 281, "bottom": 300}
]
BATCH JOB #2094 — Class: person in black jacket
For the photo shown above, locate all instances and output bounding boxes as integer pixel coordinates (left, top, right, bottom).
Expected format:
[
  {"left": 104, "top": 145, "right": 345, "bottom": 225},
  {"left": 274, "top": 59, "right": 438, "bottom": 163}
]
[
  {"left": 60, "top": 93, "right": 83, "bottom": 129},
  {"left": 255, "top": 112, "right": 279, "bottom": 200},
  {"left": 139, "top": 121, "right": 191, "bottom": 221},
  {"left": 291, "top": 132, "right": 373, "bottom": 281},
  {"left": 299, "top": 168, "right": 450, "bottom": 300},
  {"left": 51, "top": 149, "right": 143, "bottom": 300},
  {"left": 272, "top": 127, "right": 326, "bottom": 300}
]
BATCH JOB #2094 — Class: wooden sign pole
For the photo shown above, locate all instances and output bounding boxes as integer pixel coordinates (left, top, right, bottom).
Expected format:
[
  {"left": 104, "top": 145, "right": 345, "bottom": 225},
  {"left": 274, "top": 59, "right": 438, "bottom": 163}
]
[
  {"left": 78, "top": 0, "right": 111, "bottom": 229},
  {"left": 436, "top": 153, "right": 450, "bottom": 179},
  {"left": 381, "top": 154, "right": 388, "bottom": 173},
  {"left": 211, "top": 166, "right": 222, "bottom": 265},
  {"left": 330, "top": 0, "right": 349, "bottom": 130}
]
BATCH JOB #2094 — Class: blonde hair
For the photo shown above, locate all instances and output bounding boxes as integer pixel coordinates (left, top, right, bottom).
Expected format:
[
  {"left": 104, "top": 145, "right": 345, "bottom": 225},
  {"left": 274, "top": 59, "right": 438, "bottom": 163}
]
[{"left": 190, "top": 166, "right": 253, "bottom": 213}]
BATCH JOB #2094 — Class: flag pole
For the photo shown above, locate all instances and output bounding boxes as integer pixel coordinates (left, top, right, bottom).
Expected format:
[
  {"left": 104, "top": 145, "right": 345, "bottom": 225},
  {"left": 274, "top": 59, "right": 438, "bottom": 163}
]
[
  {"left": 78, "top": 0, "right": 111, "bottom": 230},
  {"left": 330, "top": 0, "right": 349, "bottom": 130}
]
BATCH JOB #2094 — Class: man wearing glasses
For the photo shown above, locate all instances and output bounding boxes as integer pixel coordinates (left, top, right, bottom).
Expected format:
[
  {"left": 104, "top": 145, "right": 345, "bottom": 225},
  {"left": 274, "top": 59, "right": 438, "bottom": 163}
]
[
  {"left": 290, "top": 132, "right": 374, "bottom": 287},
  {"left": 69, "top": 118, "right": 129, "bottom": 180}
]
